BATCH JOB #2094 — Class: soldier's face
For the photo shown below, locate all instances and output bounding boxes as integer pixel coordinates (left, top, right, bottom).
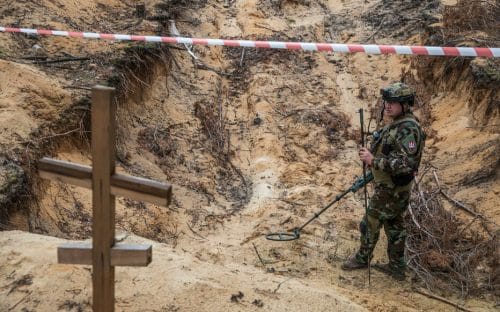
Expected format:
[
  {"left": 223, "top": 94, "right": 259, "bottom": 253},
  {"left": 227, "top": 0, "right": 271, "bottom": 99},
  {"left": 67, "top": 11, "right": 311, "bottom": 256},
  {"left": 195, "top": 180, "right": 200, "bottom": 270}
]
[{"left": 384, "top": 101, "right": 403, "bottom": 118}]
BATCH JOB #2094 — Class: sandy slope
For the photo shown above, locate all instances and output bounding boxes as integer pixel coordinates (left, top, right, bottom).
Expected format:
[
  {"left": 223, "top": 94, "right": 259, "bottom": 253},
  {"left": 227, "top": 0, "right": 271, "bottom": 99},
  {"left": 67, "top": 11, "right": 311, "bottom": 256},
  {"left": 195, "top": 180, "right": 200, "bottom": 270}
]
[{"left": 0, "top": 60, "right": 71, "bottom": 149}]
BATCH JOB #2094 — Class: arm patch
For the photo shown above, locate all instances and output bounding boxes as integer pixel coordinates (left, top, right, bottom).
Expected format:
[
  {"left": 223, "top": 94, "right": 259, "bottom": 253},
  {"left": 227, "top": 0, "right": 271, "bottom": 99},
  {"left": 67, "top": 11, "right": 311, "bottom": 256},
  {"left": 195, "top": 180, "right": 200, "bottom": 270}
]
[{"left": 401, "top": 133, "right": 418, "bottom": 154}]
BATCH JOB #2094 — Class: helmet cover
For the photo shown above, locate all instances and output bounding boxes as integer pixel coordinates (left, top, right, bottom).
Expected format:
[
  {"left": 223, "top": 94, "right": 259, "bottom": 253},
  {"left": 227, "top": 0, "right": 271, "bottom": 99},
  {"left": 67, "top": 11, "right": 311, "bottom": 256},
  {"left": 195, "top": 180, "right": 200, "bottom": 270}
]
[{"left": 380, "top": 82, "right": 415, "bottom": 105}]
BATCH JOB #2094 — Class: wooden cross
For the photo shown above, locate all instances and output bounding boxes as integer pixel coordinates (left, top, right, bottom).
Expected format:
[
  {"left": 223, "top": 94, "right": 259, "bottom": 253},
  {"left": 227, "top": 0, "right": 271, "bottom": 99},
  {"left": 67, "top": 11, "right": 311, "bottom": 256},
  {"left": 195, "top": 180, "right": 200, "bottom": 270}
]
[{"left": 38, "top": 85, "right": 172, "bottom": 312}]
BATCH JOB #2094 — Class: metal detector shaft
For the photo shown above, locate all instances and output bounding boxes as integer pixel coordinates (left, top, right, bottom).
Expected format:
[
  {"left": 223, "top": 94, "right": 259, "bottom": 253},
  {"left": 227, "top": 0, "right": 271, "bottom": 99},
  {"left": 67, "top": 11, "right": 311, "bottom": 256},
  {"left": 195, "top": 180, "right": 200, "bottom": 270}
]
[
  {"left": 296, "top": 188, "right": 351, "bottom": 232},
  {"left": 359, "top": 108, "right": 371, "bottom": 285},
  {"left": 266, "top": 172, "right": 373, "bottom": 241}
]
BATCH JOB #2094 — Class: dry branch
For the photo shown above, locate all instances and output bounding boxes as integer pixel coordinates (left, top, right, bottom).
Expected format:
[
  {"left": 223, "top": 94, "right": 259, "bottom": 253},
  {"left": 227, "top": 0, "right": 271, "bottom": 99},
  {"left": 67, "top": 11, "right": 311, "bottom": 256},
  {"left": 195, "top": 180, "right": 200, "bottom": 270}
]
[
  {"left": 252, "top": 243, "right": 267, "bottom": 269},
  {"left": 33, "top": 57, "right": 90, "bottom": 64},
  {"left": 414, "top": 289, "right": 473, "bottom": 312},
  {"left": 432, "top": 171, "right": 478, "bottom": 217},
  {"left": 193, "top": 81, "right": 250, "bottom": 206},
  {"left": 364, "top": 17, "right": 385, "bottom": 42},
  {"left": 8, "top": 291, "right": 32, "bottom": 311},
  {"left": 186, "top": 222, "right": 207, "bottom": 240},
  {"left": 432, "top": 170, "right": 497, "bottom": 236},
  {"left": 273, "top": 278, "right": 292, "bottom": 294},
  {"left": 406, "top": 169, "right": 497, "bottom": 296}
]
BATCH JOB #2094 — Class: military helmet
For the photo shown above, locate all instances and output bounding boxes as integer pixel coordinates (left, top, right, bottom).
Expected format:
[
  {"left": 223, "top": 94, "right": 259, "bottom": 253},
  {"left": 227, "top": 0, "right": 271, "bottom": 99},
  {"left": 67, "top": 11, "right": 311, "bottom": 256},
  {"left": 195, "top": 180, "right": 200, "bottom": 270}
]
[{"left": 380, "top": 82, "right": 415, "bottom": 105}]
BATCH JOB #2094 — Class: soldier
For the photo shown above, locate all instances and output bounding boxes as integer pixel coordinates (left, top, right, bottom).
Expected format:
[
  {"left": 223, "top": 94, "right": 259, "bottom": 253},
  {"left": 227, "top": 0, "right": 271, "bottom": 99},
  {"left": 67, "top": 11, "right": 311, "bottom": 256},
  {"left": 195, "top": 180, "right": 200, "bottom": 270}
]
[{"left": 341, "top": 82, "right": 425, "bottom": 281}]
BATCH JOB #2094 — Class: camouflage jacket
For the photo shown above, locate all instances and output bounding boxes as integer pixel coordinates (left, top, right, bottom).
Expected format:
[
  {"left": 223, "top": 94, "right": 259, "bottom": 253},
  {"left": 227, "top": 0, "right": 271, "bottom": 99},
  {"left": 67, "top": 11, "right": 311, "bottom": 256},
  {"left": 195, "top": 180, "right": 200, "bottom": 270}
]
[{"left": 370, "top": 113, "right": 425, "bottom": 189}]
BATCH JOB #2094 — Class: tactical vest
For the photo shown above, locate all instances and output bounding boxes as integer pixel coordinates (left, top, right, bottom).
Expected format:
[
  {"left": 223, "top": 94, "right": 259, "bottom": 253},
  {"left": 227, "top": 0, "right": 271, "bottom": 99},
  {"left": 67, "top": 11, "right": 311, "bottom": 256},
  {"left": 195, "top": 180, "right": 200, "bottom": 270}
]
[{"left": 370, "top": 116, "right": 425, "bottom": 189}]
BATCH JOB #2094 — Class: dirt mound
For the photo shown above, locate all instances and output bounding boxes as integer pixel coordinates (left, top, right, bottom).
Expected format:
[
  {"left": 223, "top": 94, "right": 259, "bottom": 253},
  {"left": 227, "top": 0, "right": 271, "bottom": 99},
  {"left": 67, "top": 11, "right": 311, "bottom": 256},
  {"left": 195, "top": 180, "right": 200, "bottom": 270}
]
[{"left": 0, "top": 231, "right": 366, "bottom": 312}]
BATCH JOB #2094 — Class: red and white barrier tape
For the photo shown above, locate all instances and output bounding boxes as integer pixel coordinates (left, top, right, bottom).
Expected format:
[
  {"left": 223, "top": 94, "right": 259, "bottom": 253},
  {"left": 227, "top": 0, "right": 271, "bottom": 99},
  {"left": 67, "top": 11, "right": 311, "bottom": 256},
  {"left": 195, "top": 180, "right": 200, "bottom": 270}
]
[{"left": 1, "top": 27, "right": 499, "bottom": 58}]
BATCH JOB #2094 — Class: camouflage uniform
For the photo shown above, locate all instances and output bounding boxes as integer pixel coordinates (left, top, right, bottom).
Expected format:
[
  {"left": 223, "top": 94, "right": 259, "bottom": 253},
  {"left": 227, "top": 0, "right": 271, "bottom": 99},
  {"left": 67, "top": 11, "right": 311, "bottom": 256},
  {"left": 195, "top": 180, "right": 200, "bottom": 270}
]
[{"left": 355, "top": 112, "right": 425, "bottom": 274}]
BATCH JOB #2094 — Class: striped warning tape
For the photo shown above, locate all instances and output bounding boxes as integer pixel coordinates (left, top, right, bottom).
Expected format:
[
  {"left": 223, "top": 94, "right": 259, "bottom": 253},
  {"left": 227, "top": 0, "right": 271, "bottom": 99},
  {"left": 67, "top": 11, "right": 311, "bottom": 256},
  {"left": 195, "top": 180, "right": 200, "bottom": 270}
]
[{"left": 1, "top": 27, "right": 499, "bottom": 58}]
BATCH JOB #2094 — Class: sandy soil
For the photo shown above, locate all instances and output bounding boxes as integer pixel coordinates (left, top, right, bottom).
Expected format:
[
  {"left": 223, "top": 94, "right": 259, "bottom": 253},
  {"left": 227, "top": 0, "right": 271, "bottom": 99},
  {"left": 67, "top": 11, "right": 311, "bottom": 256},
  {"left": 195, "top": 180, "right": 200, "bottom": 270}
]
[{"left": 0, "top": 0, "right": 498, "bottom": 311}]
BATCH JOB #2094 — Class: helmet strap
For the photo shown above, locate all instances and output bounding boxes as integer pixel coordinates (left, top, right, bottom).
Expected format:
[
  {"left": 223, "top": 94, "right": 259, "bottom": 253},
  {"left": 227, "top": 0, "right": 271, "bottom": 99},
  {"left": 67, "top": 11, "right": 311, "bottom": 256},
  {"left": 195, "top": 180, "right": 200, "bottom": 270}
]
[{"left": 380, "top": 101, "right": 385, "bottom": 122}]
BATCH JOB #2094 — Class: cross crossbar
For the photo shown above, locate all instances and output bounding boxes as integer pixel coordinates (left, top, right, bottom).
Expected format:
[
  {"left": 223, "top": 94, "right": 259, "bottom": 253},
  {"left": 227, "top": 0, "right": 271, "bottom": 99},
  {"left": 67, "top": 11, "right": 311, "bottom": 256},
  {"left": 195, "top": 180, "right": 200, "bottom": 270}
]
[
  {"left": 58, "top": 243, "right": 152, "bottom": 266},
  {"left": 39, "top": 157, "right": 172, "bottom": 206}
]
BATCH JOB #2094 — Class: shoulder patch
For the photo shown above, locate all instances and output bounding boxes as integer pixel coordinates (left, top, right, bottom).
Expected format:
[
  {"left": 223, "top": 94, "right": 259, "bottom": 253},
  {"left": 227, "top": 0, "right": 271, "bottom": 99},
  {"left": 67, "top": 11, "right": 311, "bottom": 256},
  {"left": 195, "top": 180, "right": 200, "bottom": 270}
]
[
  {"left": 401, "top": 133, "right": 418, "bottom": 154},
  {"left": 408, "top": 140, "right": 417, "bottom": 153}
]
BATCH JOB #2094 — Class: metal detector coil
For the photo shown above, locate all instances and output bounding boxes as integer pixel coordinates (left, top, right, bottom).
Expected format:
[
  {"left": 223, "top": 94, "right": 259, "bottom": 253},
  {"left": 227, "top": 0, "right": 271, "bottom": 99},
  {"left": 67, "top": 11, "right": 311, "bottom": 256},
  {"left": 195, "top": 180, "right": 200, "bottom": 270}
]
[{"left": 265, "top": 228, "right": 300, "bottom": 241}]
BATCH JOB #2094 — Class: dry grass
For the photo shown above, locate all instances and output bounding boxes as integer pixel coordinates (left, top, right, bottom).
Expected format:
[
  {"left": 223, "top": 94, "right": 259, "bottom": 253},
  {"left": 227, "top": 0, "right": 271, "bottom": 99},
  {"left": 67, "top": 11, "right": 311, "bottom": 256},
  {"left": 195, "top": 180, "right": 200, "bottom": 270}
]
[
  {"left": 442, "top": 0, "right": 499, "bottom": 45},
  {"left": 107, "top": 44, "right": 171, "bottom": 102}
]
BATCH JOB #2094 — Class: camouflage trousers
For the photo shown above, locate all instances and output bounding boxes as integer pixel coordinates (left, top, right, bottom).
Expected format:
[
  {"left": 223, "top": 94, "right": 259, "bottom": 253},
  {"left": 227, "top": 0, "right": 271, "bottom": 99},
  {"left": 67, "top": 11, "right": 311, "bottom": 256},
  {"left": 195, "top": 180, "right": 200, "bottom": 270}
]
[{"left": 355, "top": 185, "right": 411, "bottom": 274}]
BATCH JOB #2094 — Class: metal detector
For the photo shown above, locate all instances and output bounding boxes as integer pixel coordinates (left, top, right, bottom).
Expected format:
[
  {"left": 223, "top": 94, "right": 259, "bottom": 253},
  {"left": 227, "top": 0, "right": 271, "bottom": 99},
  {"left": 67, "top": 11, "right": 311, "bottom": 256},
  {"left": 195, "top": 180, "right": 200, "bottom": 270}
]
[{"left": 266, "top": 180, "right": 368, "bottom": 241}]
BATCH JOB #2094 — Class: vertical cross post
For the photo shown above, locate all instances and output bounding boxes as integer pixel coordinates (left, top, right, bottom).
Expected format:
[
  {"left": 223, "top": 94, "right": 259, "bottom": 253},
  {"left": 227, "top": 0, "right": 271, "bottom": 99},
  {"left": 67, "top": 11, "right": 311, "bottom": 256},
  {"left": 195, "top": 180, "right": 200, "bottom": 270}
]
[{"left": 92, "top": 86, "right": 116, "bottom": 311}]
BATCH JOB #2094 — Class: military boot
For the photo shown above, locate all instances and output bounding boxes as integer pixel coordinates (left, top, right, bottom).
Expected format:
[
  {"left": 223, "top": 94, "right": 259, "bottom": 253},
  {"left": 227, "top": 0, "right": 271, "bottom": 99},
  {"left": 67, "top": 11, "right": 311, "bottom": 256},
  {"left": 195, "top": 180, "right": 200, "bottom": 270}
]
[
  {"left": 373, "top": 263, "right": 405, "bottom": 281},
  {"left": 341, "top": 255, "right": 368, "bottom": 270}
]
